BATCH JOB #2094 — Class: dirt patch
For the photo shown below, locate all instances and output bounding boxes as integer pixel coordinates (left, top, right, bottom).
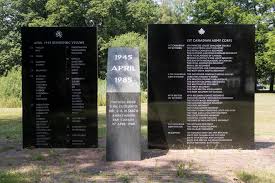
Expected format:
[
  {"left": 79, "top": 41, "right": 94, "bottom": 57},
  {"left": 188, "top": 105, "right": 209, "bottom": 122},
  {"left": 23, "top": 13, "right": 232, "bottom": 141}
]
[{"left": 0, "top": 136, "right": 274, "bottom": 183}]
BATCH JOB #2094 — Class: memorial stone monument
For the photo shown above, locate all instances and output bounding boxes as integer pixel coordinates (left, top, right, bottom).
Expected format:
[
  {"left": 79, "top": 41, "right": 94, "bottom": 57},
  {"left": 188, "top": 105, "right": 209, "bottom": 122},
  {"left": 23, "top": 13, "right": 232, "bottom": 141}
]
[
  {"left": 106, "top": 47, "right": 141, "bottom": 161},
  {"left": 148, "top": 24, "right": 255, "bottom": 149},
  {"left": 22, "top": 27, "right": 98, "bottom": 148}
]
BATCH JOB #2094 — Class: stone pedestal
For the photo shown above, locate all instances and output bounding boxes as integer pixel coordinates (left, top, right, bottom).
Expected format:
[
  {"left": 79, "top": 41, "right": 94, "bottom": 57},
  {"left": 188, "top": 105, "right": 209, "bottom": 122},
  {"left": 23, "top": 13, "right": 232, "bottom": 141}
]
[{"left": 106, "top": 47, "right": 141, "bottom": 161}]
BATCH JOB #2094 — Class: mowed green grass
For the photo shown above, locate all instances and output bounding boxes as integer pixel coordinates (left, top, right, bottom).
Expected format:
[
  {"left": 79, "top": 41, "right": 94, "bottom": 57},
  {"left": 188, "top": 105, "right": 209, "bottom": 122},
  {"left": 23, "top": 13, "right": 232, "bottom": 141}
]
[
  {"left": 0, "top": 167, "right": 42, "bottom": 183},
  {"left": 0, "top": 109, "right": 22, "bottom": 142},
  {"left": 255, "top": 93, "right": 275, "bottom": 137}
]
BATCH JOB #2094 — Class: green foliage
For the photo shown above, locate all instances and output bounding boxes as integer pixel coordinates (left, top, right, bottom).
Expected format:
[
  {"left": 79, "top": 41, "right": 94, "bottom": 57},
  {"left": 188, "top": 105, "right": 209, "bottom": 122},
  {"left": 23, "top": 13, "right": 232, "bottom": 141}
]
[
  {"left": 190, "top": 0, "right": 275, "bottom": 81},
  {"left": 141, "top": 90, "right": 148, "bottom": 103},
  {"left": 0, "top": 67, "right": 21, "bottom": 107},
  {"left": 127, "top": 0, "right": 159, "bottom": 33},
  {"left": 45, "top": 0, "right": 90, "bottom": 26},
  {"left": 237, "top": 171, "right": 259, "bottom": 183},
  {"left": 87, "top": 0, "right": 130, "bottom": 39},
  {"left": 176, "top": 162, "right": 187, "bottom": 178},
  {"left": 98, "top": 79, "right": 106, "bottom": 106},
  {"left": 0, "top": 0, "right": 21, "bottom": 75},
  {"left": 0, "top": 98, "right": 21, "bottom": 108},
  {"left": 176, "top": 161, "right": 195, "bottom": 178},
  {"left": 264, "top": 30, "right": 275, "bottom": 72},
  {"left": 0, "top": 169, "right": 41, "bottom": 183},
  {"left": 87, "top": 0, "right": 159, "bottom": 38},
  {"left": 158, "top": 0, "right": 192, "bottom": 23},
  {"left": 191, "top": 0, "right": 243, "bottom": 24},
  {"left": 0, "top": 36, "right": 21, "bottom": 76},
  {"left": 0, "top": 67, "right": 21, "bottom": 98},
  {"left": 103, "top": 32, "right": 147, "bottom": 88},
  {"left": 236, "top": 171, "right": 275, "bottom": 183},
  {"left": 0, "top": 0, "right": 49, "bottom": 75},
  {"left": 117, "top": 173, "right": 131, "bottom": 183}
]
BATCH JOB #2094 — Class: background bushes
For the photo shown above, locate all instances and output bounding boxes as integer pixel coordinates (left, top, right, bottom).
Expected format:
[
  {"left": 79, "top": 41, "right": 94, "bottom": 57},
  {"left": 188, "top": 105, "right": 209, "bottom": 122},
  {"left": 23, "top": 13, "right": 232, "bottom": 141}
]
[{"left": 0, "top": 67, "right": 21, "bottom": 107}]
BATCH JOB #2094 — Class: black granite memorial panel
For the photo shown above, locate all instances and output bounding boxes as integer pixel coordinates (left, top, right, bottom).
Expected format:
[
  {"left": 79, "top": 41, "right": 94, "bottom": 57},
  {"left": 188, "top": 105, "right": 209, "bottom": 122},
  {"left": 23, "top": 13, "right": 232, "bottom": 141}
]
[
  {"left": 22, "top": 27, "right": 97, "bottom": 148},
  {"left": 148, "top": 24, "right": 255, "bottom": 149}
]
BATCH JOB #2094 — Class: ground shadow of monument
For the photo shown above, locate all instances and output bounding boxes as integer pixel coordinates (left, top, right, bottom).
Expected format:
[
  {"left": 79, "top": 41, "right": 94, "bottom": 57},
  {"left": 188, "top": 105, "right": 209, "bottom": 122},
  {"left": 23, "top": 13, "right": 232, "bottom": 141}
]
[{"left": 255, "top": 141, "right": 275, "bottom": 150}]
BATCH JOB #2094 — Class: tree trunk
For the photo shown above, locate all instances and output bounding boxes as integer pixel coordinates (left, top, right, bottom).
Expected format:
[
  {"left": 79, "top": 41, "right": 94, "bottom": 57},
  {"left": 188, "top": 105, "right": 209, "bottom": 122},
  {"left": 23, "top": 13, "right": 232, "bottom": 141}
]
[{"left": 270, "top": 73, "right": 274, "bottom": 92}]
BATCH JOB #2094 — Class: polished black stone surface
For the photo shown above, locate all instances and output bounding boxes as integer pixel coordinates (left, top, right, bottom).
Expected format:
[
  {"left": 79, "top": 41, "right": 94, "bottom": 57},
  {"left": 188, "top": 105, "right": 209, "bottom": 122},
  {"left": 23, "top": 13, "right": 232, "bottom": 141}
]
[
  {"left": 22, "top": 27, "right": 97, "bottom": 148},
  {"left": 148, "top": 24, "right": 255, "bottom": 149}
]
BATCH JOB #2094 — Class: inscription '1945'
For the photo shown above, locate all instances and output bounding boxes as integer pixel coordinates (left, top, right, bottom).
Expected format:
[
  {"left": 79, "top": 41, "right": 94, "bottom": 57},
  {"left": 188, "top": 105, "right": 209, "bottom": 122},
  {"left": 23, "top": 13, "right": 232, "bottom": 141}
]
[{"left": 115, "top": 54, "right": 133, "bottom": 61}]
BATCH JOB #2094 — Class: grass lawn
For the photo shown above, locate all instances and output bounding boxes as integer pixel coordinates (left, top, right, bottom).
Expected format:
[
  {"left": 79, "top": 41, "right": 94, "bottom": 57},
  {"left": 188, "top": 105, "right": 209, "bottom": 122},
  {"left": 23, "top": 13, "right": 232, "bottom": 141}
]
[
  {"left": 0, "top": 93, "right": 274, "bottom": 182},
  {"left": 255, "top": 93, "right": 275, "bottom": 137},
  {"left": 0, "top": 166, "right": 41, "bottom": 183},
  {"left": 0, "top": 109, "right": 22, "bottom": 143},
  {"left": 236, "top": 171, "right": 275, "bottom": 183}
]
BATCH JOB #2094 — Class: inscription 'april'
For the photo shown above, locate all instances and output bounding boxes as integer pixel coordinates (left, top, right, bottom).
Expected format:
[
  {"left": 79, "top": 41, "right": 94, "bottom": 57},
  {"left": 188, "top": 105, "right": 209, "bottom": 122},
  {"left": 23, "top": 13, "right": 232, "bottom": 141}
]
[{"left": 111, "top": 66, "right": 136, "bottom": 72}]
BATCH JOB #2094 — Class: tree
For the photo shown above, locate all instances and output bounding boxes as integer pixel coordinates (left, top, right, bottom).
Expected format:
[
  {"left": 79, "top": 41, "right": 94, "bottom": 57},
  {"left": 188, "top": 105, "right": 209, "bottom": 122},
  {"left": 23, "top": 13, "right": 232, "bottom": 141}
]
[
  {"left": 0, "top": 0, "right": 48, "bottom": 75},
  {"left": 264, "top": 31, "right": 275, "bottom": 71},
  {"left": 158, "top": 0, "right": 191, "bottom": 23},
  {"left": 86, "top": 0, "right": 159, "bottom": 79},
  {"left": 86, "top": 0, "right": 130, "bottom": 39},
  {"left": 190, "top": 0, "right": 275, "bottom": 91},
  {"left": 191, "top": 0, "right": 244, "bottom": 24},
  {"left": 43, "top": 0, "right": 90, "bottom": 26},
  {"left": 127, "top": 0, "right": 159, "bottom": 33},
  {"left": 0, "top": 0, "right": 20, "bottom": 75},
  {"left": 86, "top": 0, "right": 159, "bottom": 39},
  {"left": 263, "top": 30, "right": 275, "bottom": 91}
]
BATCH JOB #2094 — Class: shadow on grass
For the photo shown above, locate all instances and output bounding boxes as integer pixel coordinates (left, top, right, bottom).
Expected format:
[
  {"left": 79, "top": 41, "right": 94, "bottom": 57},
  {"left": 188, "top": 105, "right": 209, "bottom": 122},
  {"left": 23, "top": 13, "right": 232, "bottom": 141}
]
[
  {"left": 0, "top": 117, "right": 22, "bottom": 142},
  {"left": 98, "top": 113, "right": 106, "bottom": 138},
  {"left": 0, "top": 169, "right": 41, "bottom": 183},
  {"left": 0, "top": 171, "right": 29, "bottom": 183}
]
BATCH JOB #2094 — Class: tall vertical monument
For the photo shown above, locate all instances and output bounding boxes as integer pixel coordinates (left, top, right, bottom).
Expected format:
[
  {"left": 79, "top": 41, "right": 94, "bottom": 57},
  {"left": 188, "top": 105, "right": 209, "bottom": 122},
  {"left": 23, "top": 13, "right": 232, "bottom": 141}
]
[{"left": 106, "top": 48, "right": 141, "bottom": 161}]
